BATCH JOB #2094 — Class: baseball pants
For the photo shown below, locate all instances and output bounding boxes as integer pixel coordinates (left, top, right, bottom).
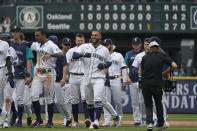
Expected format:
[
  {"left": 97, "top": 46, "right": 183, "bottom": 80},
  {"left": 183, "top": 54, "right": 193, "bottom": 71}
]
[
  {"left": 31, "top": 71, "right": 55, "bottom": 104},
  {"left": 69, "top": 74, "right": 85, "bottom": 104},
  {"left": 84, "top": 78, "right": 117, "bottom": 117},
  {"left": 129, "top": 82, "right": 141, "bottom": 123},
  {"left": 15, "top": 79, "right": 26, "bottom": 106},
  {"left": 103, "top": 78, "right": 123, "bottom": 123},
  {"left": 55, "top": 82, "right": 72, "bottom": 120},
  {"left": 0, "top": 67, "right": 8, "bottom": 109}
]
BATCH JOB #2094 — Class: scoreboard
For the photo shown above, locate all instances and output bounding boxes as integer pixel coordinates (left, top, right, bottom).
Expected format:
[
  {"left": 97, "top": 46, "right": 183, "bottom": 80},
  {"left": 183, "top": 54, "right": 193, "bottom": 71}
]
[{"left": 16, "top": 3, "right": 197, "bottom": 33}]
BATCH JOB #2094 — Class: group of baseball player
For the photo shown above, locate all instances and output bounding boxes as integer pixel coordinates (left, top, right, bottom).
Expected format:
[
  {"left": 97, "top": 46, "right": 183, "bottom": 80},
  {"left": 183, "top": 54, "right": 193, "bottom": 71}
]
[{"left": 0, "top": 26, "right": 175, "bottom": 131}]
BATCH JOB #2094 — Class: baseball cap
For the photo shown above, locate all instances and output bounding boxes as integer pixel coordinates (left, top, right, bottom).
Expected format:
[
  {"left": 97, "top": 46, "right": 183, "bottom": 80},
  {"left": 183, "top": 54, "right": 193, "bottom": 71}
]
[
  {"left": 149, "top": 41, "right": 160, "bottom": 48},
  {"left": 103, "top": 39, "right": 113, "bottom": 45},
  {"left": 144, "top": 38, "right": 151, "bottom": 43},
  {"left": 62, "top": 37, "right": 71, "bottom": 46},
  {"left": 48, "top": 35, "right": 59, "bottom": 45},
  {"left": 132, "top": 37, "right": 141, "bottom": 45},
  {"left": 150, "top": 36, "right": 161, "bottom": 45},
  {"left": 11, "top": 26, "right": 21, "bottom": 32}
]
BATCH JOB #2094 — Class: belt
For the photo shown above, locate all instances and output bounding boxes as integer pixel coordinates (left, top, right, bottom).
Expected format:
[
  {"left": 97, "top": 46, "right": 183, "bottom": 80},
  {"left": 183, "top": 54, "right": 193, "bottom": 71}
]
[
  {"left": 109, "top": 75, "right": 120, "bottom": 80},
  {"left": 37, "top": 68, "right": 51, "bottom": 74},
  {"left": 70, "top": 72, "right": 84, "bottom": 75},
  {"left": 0, "top": 66, "right": 5, "bottom": 69}
]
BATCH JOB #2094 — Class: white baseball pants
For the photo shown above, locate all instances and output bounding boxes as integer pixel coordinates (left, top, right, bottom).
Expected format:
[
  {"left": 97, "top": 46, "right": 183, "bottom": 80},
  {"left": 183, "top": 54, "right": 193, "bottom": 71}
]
[
  {"left": 129, "top": 82, "right": 141, "bottom": 123},
  {"left": 103, "top": 78, "right": 123, "bottom": 123},
  {"left": 69, "top": 74, "right": 85, "bottom": 104},
  {"left": 31, "top": 71, "right": 55, "bottom": 104}
]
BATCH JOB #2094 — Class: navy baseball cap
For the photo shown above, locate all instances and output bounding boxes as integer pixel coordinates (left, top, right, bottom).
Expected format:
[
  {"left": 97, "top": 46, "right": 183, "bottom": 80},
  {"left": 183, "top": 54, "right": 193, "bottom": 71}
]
[
  {"left": 62, "top": 37, "right": 71, "bottom": 46},
  {"left": 48, "top": 35, "right": 59, "bottom": 45},
  {"left": 103, "top": 39, "right": 113, "bottom": 45},
  {"left": 11, "top": 26, "right": 21, "bottom": 32},
  {"left": 132, "top": 37, "right": 141, "bottom": 45},
  {"left": 150, "top": 36, "right": 161, "bottom": 45}
]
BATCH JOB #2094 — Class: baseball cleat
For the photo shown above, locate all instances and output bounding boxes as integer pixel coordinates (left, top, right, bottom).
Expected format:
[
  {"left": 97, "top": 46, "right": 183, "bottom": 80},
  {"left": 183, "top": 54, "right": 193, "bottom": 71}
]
[
  {"left": 158, "top": 122, "right": 169, "bottom": 131},
  {"left": 0, "top": 112, "right": 7, "bottom": 126},
  {"left": 62, "top": 118, "right": 67, "bottom": 127},
  {"left": 93, "top": 120, "right": 99, "bottom": 129},
  {"left": 31, "top": 119, "right": 43, "bottom": 128},
  {"left": 134, "top": 122, "right": 141, "bottom": 126},
  {"left": 27, "top": 117, "right": 32, "bottom": 126},
  {"left": 89, "top": 122, "right": 94, "bottom": 129},
  {"left": 3, "top": 121, "right": 9, "bottom": 128},
  {"left": 84, "top": 119, "right": 91, "bottom": 128},
  {"left": 65, "top": 119, "right": 72, "bottom": 127},
  {"left": 102, "top": 121, "right": 112, "bottom": 127},
  {"left": 72, "top": 122, "right": 79, "bottom": 127},
  {"left": 45, "top": 122, "right": 53, "bottom": 128},
  {"left": 15, "top": 120, "right": 23, "bottom": 127},
  {"left": 113, "top": 115, "right": 121, "bottom": 127},
  {"left": 147, "top": 123, "right": 153, "bottom": 131}
]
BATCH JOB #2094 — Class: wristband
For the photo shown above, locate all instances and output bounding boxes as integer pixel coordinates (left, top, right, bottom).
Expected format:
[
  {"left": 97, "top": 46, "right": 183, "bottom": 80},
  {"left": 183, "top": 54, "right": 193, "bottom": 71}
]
[{"left": 51, "top": 53, "right": 58, "bottom": 57}]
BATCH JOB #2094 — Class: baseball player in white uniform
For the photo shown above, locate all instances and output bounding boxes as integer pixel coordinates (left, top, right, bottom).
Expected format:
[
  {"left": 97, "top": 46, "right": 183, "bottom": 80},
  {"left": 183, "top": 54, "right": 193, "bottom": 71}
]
[
  {"left": 66, "top": 33, "right": 90, "bottom": 128},
  {"left": 132, "top": 37, "right": 168, "bottom": 127},
  {"left": 72, "top": 30, "right": 120, "bottom": 129},
  {"left": 125, "top": 37, "right": 144, "bottom": 126},
  {"left": 2, "top": 45, "right": 17, "bottom": 128},
  {"left": 26, "top": 28, "right": 63, "bottom": 128},
  {"left": 102, "top": 39, "right": 127, "bottom": 126},
  {"left": 49, "top": 35, "right": 72, "bottom": 127},
  {"left": 0, "top": 38, "right": 13, "bottom": 127}
]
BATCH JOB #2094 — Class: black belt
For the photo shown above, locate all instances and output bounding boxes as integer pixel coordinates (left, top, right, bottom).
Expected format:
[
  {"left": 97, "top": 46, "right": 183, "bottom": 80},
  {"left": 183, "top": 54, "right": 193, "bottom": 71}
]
[
  {"left": 0, "top": 66, "right": 4, "bottom": 69},
  {"left": 37, "top": 68, "right": 51, "bottom": 73},
  {"left": 109, "top": 75, "right": 119, "bottom": 80},
  {"left": 70, "top": 72, "right": 84, "bottom": 75}
]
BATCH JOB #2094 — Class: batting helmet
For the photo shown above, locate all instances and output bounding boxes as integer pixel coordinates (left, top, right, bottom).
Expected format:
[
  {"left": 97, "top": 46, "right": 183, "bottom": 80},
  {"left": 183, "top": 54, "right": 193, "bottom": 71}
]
[
  {"left": 103, "top": 39, "right": 113, "bottom": 46},
  {"left": 132, "top": 37, "right": 142, "bottom": 45},
  {"left": 48, "top": 35, "right": 59, "bottom": 45},
  {"left": 11, "top": 26, "right": 22, "bottom": 32},
  {"left": 62, "top": 37, "right": 71, "bottom": 46}
]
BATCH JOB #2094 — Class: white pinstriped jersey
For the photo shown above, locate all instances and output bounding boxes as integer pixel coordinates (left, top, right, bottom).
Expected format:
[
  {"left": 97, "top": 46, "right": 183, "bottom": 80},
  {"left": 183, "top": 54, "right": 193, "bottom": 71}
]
[
  {"left": 66, "top": 46, "right": 84, "bottom": 74},
  {"left": 132, "top": 51, "right": 145, "bottom": 68},
  {"left": 0, "top": 40, "right": 10, "bottom": 67},
  {"left": 9, "top": 47, "right": 17, "bottom": 72},
  {"left": 77, "top": 43, "right": 111, "bottom": 78},
  {"left": 108, "top": 52, "right": 126, "bottom": 76},
  {"left": 31, "top": 40, "right": 62, "bottom": 69}
]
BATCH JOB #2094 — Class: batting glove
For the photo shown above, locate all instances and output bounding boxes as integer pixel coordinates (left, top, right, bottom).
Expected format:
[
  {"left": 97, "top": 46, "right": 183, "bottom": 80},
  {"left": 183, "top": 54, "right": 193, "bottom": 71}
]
[
  {"left": 72, "top": 52, "right": 83, "bottom": 59},
  {"left": 97, "top": 63, "right": 105, "bottom": 70},
  {"left": 83, "top": 52, "right": 91, "bottom": 58}
]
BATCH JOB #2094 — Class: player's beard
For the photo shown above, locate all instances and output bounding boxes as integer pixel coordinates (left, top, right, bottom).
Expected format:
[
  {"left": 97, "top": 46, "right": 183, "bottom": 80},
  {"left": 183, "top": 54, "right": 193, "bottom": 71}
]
[{"left": 92, "top": 39, "right": 100, "bottom": 45}]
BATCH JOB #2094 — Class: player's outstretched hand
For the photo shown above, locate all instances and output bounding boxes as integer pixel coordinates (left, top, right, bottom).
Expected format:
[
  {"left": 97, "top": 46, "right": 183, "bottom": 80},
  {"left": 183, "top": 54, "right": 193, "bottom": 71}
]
[
  {"left": 97, "top": 63, "right": 105, "bottom": 70},
  {"left": 83, "top": 53, "right": 91, "bottom": 58},
  {"left": 72, "top": 52, "right": 83, "bottom": 59}
]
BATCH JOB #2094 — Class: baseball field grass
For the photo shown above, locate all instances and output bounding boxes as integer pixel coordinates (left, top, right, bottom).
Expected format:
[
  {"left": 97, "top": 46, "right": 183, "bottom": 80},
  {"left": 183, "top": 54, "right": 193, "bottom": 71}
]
[{"left": 3, "top": 113, "right": 197, "bottom": 131}]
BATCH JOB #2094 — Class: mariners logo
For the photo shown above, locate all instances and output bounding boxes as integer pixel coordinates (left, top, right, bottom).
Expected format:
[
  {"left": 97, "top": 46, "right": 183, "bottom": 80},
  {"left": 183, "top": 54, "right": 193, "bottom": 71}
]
[{"left": 17, "top": 6, "right": 43, "bottom": 29}]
